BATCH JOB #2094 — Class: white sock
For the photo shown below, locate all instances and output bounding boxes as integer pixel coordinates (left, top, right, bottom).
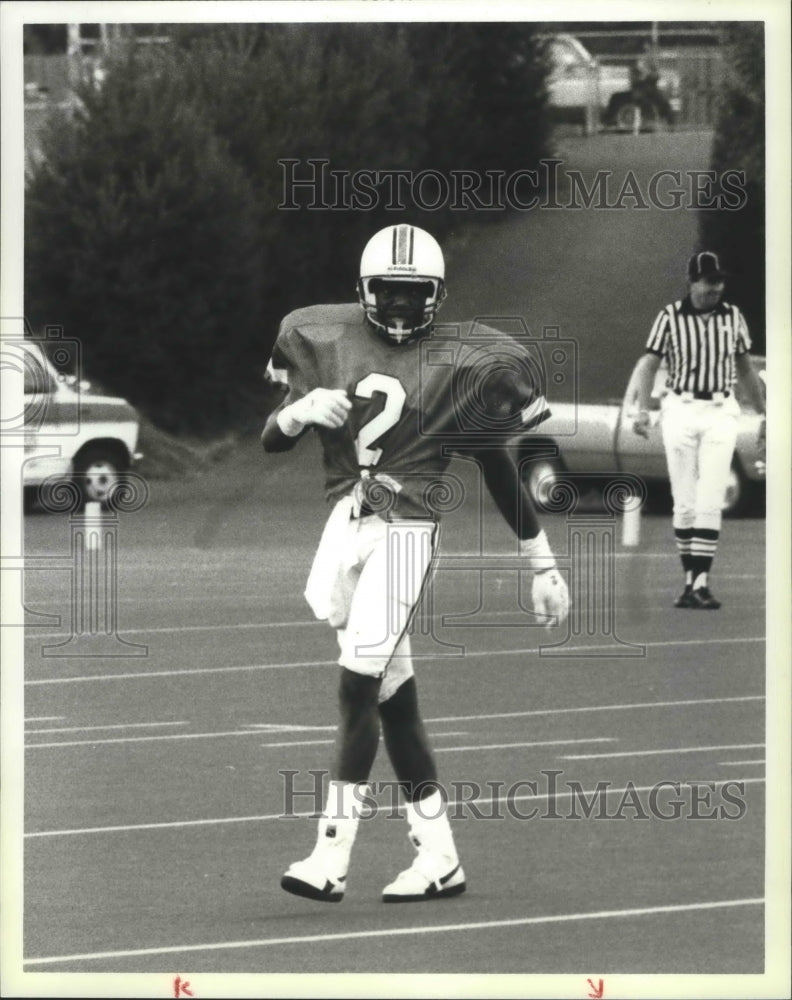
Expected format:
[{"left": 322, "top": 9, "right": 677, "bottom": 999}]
[
  {"left": 323, "top": 780, "right": 366, "bottom": 822},
  {"left": 309, "top": 781, "right": 366, "bottom": 874},
  {"left": 405, "top": 790, "right": 458, "bottom": 863},
  {"left": 693, "top": 572, "right": 708, "bottom": 590}
]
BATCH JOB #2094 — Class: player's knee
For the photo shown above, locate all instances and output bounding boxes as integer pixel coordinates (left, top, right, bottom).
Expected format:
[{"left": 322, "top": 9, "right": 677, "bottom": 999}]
[
  {"left": 378, "top": 675, "right": 419, "bottom": 725},
  {"left": 337, "top": 667, "right": 381, "bottom": 715}
]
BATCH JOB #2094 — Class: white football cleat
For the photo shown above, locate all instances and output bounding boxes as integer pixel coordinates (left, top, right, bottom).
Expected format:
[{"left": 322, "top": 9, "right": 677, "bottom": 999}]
[
  {"left": 281, "top": 855, "right": 346, "bottom": 903},
  {"left": 383, "top": 790, "right": 466, "bottom": 902},
  {"left": 382, "top": 851, "right": 466, "bottom": 902},
  {"left": 281, "top": 805, "right": 359, "bottom": 904}
]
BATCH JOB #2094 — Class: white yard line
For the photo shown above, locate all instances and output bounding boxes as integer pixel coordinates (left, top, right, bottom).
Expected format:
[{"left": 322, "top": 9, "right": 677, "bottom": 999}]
[
  {"left": 25, "top": 777, "right": 766, "bottom": 839},
  {"left": 23, "top": 728, "right": 471, "bottom": 750},
  {"left": 435, "top": 737, "right": 616, "bottom": 753},
  {"left": 25, "top": 729, "right": 329, "bottom": 750},
  {"left": 24, "top": 721, "right": 188, "bottom": 735},
  {"left": 22, "top": 601, "right": 765, "bottom": 639},
  {"left": 562, "top": 743, "right": 765, "bottom": 761},
  {"left": 24, "top": 636, "right": 764, "bottom": 686},
  {"left": 23, "top": 897, "right": 764, "bottom": 965},
  {"left": 427, "top": 693, "right": 764, "bottom": 724},
  {"left": 24, "top": 695, "right": 763, "bottom": 748},
  {"left": 718, "top": 760, "right": 765, "bottom": 766}
]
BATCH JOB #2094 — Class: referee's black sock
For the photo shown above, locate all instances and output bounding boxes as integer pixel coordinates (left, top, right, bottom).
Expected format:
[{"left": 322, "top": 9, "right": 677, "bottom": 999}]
[
  {"left": 691, "top": 556, "right": 714, "bottom": 591},
  {"left": 690, "top": 529, "right": 719, "bottom": 590},
  {"left": 674, "top": 528, "right": 694, "bottom": 584}
]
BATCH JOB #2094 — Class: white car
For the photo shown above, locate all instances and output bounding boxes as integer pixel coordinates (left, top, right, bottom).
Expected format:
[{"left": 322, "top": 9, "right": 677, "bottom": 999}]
[
  {"left": 546, "top": 33, "right": 682, "bottom": 130},
  {"left": 21, "top": 339, "right": 142, "bottom": 510},
  {"left": 520, "top": 356, "right": 766, "bottom": 518}
]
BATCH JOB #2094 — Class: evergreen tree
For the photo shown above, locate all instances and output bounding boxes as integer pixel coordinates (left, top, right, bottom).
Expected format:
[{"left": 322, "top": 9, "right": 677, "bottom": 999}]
[
  {"left": 700, "top": 24, "right": 765, "bottom": 352},
  {"left": 25, "top": 45, "right": 263, "bottom": 434}
]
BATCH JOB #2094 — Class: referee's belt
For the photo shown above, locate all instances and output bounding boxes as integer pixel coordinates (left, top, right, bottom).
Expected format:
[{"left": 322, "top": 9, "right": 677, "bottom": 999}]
[{"left": 673, "top": 389, "right": 730, "bottom": 401}]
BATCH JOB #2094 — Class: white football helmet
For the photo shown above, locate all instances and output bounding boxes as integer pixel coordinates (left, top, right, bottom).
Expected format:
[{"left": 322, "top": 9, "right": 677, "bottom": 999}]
[{"left": 357, "top": 224, "right": 447, "bottom": 343}]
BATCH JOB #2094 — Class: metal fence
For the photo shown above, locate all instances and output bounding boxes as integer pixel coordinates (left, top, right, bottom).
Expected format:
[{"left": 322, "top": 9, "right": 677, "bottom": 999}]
[{"left": 669, "top": 49, "right": 726, "bottom": 127}]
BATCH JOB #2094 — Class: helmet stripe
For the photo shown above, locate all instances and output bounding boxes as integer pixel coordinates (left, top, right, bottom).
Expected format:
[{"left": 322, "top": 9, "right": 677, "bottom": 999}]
[{"left": 392, "top": 224, "right": 414, "bottom": 266}]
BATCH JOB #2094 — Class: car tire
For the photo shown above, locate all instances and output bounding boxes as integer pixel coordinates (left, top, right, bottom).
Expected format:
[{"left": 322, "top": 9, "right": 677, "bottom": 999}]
[
  {"left": 73, "top": 445, "right": 126, "bottom": 509},
  {"left": 721, "top": 459, "right": 759, "bottom": 518},
  {"left": 23, "top": 485, "right": 41, "bottom": 514},
  {"left": 613, "top": 99, "right": 657, "bottom": 133}
]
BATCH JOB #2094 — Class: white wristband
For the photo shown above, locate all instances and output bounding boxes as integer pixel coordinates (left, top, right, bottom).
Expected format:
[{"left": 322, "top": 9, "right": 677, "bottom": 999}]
[
  {"left": 519, "top": 529, "right": 557, "bottom": 573},
  {"left": 276, "top": 404, "right": 307, "bottom": 437}
]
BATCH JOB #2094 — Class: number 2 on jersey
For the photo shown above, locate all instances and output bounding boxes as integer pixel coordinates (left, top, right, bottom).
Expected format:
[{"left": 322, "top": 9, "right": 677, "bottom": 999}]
[{"left": 354, "top": 373, "right": 406, "bottom": 466}]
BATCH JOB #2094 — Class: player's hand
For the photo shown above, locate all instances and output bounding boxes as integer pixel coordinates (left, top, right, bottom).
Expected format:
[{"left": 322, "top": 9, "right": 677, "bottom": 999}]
[
  {"left": 532, "top": 568, "right": 570, "bottom": 629},
  {"left": 632, "top": 410, "right": 651, "bottom": 438},
  {"left": 280, "top": 389, "right": 351, "bottom": 435}
]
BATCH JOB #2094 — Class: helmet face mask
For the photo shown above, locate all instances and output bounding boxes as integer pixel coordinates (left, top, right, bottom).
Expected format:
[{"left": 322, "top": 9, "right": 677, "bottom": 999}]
[{"left": 358, "top": 225, "right": 446, "bottom": 344}]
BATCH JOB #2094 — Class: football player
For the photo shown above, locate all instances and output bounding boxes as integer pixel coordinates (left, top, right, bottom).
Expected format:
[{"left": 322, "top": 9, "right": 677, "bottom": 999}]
[{"left": 262, "top": 224, "right": 569, "bottom": 903}]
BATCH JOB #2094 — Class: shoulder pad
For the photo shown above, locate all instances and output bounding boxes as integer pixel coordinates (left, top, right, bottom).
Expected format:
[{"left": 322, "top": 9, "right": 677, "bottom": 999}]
[{"left": 278, "top": 303, "right": 363, "bottom": 337}]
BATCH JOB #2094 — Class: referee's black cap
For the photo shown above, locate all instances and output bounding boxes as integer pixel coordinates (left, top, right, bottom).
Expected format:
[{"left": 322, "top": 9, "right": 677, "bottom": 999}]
[{"left": 687, "top": 250, "right": 729, "bottom": 281}]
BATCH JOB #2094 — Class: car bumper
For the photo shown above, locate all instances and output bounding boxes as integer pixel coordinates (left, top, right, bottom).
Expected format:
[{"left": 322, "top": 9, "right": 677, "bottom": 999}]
[{"left": 23, "top": 453, "right": 72, "bottom": 486}]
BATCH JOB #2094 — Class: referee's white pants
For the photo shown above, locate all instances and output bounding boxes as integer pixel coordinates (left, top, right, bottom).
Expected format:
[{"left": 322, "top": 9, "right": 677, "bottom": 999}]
[
  {"left": 660, "top": 393, "right": 740, "bottom": 532},
  {"left": 304, "top": 496, "right": 437, "bottom": 703}
]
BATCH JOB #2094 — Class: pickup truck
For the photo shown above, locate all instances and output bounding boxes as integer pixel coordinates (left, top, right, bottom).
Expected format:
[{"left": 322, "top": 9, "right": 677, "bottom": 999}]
[
  {"left": 520, "top": 356, "right": 766, "bottom": 517},
  {"left": 21, "top": 339, "right": 142, "bottom": 510},
  {"left": 546, "top": 33, "right": 682, "bottom": 131}
]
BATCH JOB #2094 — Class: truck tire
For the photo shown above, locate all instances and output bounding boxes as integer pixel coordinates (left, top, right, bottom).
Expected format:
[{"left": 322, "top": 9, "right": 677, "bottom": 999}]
[{"left": 613, "top": 98, "right": 658, "bottom": 133}]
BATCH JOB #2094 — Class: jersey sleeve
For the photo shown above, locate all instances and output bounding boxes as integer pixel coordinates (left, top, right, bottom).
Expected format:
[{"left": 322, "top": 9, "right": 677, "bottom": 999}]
[
  {"left": 264, "top": 314, "right": 317, "bottom": 404},
  {"left": 646, "top": 306, "right": 670, "bottom": 356},
  {"left": 734, "top": 306, "right": 752, "bottom": 354},
  {"left": 478, "top": 360, "right": 551, "bottom": 431},
  {"left": 452, "top": 334, "right": 551, "bottom": 444},
  {"left": 484, "top": 335, "right": 551, "bottom": 431}
]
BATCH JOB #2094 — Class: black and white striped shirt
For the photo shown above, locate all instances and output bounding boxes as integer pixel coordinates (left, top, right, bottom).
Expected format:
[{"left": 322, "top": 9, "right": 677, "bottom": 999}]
[{"left": 646, "top": 297, "right": 751, "bottom": 394}]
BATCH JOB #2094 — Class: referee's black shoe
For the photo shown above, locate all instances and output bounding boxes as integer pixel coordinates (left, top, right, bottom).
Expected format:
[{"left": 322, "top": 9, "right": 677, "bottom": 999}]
[
  {"left": 690, "top": 586, "right": 721, "bottom": 610},
  {"left": 674, "top": 585, "right": 695, "bottom": 608}
]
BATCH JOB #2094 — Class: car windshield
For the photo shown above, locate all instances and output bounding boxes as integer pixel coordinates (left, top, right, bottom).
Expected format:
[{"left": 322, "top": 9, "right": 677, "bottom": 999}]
[{"left": 22, "top": 344, "right": 55, "bottom": 395}]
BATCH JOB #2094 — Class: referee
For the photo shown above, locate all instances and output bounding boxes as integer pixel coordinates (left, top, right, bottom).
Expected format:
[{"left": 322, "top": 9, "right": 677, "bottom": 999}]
[{"left": 630, "top": 251, "right": 766, "bottom": 609}]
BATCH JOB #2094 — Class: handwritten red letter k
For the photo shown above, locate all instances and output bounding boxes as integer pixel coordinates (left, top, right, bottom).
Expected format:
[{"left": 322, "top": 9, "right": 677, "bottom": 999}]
[
  {"left": 174, "top": 975, "right": 194, "bottom": 998},
  {"left": 587, "top": 978, "right": 604, "bottom": 999}
]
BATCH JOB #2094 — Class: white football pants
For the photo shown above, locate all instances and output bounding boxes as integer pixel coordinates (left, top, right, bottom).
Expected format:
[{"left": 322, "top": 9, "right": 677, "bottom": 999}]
[
  {"left": 660, "top": 392, "right": 740, "bottom": 532},
  {"left": 304, "top": 497, "right": 437, "bottom": 702}
]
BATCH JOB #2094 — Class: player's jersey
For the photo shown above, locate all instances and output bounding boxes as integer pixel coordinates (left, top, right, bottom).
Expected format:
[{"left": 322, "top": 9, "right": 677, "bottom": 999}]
[
  {"left": 266, "top": 304, "right": 550, "bottom": 518},
  {"left": 646, "top": 297, "right": 751, "bottom": 395}
]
